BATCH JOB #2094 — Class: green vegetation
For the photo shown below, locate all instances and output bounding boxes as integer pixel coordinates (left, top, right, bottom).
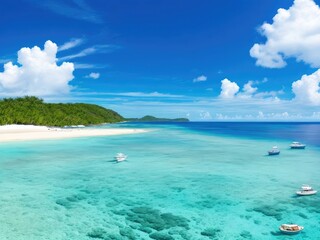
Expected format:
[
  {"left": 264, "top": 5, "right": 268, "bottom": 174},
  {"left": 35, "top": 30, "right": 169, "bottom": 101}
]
[
  {"left": 127, "top": 115, "right": 189, "bottom": 122},
  {"left": 0, "top": 96, "right": 124, "bottom": 127}
]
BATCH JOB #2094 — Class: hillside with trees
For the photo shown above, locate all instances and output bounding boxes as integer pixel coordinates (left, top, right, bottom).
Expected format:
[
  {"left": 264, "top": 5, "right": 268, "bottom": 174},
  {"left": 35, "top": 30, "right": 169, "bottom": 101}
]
[
  {"left": 127, "top": 115, "right": 189, "bottom": 122},
  {"left": 0, "top": 96, "right": 124, "bottom": 127}
]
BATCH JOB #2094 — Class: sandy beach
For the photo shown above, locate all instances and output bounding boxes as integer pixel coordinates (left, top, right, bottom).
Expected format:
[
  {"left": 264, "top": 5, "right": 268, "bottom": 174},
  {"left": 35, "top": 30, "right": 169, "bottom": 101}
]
[{"left": 0, "top": 125, "right": 147, "bottom": 142}]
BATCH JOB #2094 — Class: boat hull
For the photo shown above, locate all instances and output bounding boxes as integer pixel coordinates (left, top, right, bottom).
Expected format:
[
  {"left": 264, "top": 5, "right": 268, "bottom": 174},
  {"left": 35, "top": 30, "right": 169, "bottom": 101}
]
[
  {"left": 115, "top": 157, "right": 127, "bottom": 162},
  {"left": 268, "top": 151, "right": 280, "bottom": 155},
  {"left": 290, "top": 146, "right": 305, "bottom": 149},
  {"left": 280, "top": 230, "right": 303, "bottom": 235},
  {"left": 279, "top": 226, "right": 304, "bottom": 235},
  {"left": 279, "top": 229, "right": 303, "bottom": 235},
  {"left": 296, "top": 190, "right": 317, "bottom": 196},
  {"left": 114, "top": 153, "right": 127, "bottom": 162}
]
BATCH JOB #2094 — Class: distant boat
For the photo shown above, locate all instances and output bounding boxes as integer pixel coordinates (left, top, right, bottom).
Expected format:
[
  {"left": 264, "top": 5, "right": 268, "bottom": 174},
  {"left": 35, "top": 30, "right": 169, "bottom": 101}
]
[
  {"left": 279, "top": 224, "right": 304, "bottom": 234},
  {"left": 290, "top": 142, "right": 306, "bottom": 149},
  {"left": 114, "top": 153, "right": 127, "bottom": 162},
  {"left": 268, "top": 146, "right": 280, "bottom": 155},
  {"left": 296, "top": 184, "right": 317, "bottom": 196}
]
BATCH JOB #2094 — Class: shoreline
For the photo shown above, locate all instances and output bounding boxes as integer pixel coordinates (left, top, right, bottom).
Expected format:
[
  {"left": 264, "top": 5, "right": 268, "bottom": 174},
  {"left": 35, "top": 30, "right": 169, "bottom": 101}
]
[{"left": 0, "top": 124, "right": 148, "bottom": 143}]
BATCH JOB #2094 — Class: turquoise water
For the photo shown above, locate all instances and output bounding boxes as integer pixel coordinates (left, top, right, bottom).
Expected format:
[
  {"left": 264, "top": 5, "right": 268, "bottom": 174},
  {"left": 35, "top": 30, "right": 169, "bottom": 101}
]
[{"left": 0, "top": 123, "right": 319, "bottom": 239}]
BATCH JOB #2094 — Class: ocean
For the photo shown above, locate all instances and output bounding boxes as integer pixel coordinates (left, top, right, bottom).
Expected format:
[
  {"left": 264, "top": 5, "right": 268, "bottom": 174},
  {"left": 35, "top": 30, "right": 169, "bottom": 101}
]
[{"left": 0, "top": 122, "right": 319, "bottom": 239}]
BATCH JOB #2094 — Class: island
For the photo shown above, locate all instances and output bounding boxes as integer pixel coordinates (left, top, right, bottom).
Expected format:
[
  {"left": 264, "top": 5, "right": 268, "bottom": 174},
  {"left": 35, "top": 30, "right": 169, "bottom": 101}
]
[
  {"left": 0, "top": 96, "right": 189, "bottom": 126},
  {"left": 0, "top": 96, "right": 150, "bottom": 142},
  {"left": 126, "top": 115, "right": 189, "bottom": 122},
  {"left": 0, "top": 96, "right": 189, "bottom": 142},
  {"left": 0, "top": 96, "right": 124, "bottom": 127}
]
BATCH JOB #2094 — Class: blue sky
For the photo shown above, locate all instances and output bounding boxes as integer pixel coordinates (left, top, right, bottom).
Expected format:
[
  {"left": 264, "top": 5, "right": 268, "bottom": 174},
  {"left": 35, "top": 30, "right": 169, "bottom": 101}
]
[{"left": 1, "top": 0, "right": 320, "bottom": 120}]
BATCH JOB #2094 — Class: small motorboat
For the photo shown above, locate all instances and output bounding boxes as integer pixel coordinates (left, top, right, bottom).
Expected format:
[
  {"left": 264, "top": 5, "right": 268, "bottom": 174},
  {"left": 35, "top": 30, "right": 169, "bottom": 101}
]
[
  {"left": 279, "top": 224, "right": 304, "bottom": 234},
  {"left": 290, "top": 142, "right": 306, "bottom": 149},
  {"left": 296, "top": 184, "right": 317, "bottom": 196},
  {"left": 268, "top": 146, "right": 280, "bottom": 155},
  {"left": 114, "top": 153, "right": 127, "bottom": 162}
]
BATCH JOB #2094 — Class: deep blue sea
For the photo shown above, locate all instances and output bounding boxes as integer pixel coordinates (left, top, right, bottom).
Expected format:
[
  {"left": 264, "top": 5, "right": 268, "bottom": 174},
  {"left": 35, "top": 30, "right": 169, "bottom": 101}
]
[{"left": 0, "top": 122, "right": 319, "bottom": 240}]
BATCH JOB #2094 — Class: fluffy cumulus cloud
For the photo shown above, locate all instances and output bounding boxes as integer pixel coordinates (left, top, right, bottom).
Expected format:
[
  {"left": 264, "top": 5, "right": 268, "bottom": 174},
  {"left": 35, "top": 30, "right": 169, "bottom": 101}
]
[
  {"left": 250, "top": 0, "right": 320, "bottom": 68},
  {"left": 219, "top": 78, "right": 240, "bottom": 99},
  {"left": 219, "top": 78, "right": 283, "bottom": 100},
  {"left": 0, "top": 41, "right": 74, "bottom": 96},
  {"left": 292, "top": 69, "right": 320, "bottom": 105},
  {"left": 193, "top": 75, "right": 207, "bottom": 82},
  {"left": 86, "top": 72, "right": 100, "bottom": 79},
  {"left": 241, "top": 81, "right": 258, "bottom": 96}
]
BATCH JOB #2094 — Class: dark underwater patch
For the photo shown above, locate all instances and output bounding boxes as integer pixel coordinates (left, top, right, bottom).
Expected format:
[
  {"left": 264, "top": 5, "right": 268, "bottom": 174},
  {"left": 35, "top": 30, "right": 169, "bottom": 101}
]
[
  {"left": 251, "top": 205, "right": 285, "bottom": 221},
  {"left": 149, "top": 232, "right": 174, "bottom": 240},
  {"left": 200, "top": 228, "right": 221, "bottom": 239},
  {"left": 239, "top": 230, "right": 253, "bottom": 239},
  {"left": 126, "top": 206, "right": 189, "bottom": 231}
]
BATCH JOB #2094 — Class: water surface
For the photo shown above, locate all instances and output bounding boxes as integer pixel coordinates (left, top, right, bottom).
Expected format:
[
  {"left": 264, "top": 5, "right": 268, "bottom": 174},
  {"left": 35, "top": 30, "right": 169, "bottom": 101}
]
[{"left": 0, "top": 122, "right": 319, "bottom": 239}]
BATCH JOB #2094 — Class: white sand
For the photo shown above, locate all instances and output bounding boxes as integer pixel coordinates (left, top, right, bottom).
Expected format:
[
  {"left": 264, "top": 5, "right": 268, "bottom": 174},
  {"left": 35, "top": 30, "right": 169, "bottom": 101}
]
[{"left": 0, "top": 124, "right": 147, "bottom": 142}]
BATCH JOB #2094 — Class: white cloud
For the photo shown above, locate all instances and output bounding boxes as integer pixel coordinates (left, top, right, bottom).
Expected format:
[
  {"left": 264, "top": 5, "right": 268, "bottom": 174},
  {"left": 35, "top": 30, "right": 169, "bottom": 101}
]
[
  {"left": 254, "top": 90, "right": 283, "bottom": 99},
  {"left": 73, "top": 63, "right": 106, "bottom": 69},
  {"left": 59, "top": 45, "right": 115, "bottom": 61},
  {"left": 200, "top": 111, "right": 212, "bottom": 120},
  {"left": 59, "top": 47, "right": 96, "bottom": 61},
  {"left": 220, "top": 78, "right": 283, "bottom": 100},
  {"left": 74, "top": 63, "right": 96, "bottom": 69},
  {"left": 113, "top": 91, "right": 183, "bottom": 98},
  {"left": 292, "top": 68, "right": 320, "bottom": 105},
  {"left": 216, "top": 113, "right": 227, "bottom": 120},
  {"left": 50, "top": 92, "right": 320, "bottom": 121},
  {"left": 71, "top": 91, "right": 184, "bottom": 98},
  {"left": 0, "top": 40, "right": 74, "bottom": 96},
  {"left": 85, "top": 72, "right": 100, "bottom": 79},
  {"left": 257, "top": 111, "right": 290, "bottom": 119},
  {"left": 193, "top": 75, "right": 207, "bottom": 82},
  {"left": 282, "top": 112, "right": 289, "bottom": 118},
  {"left": 28, "top": 0, "right": 103, "bottom": 24},
  {"left": 219, "top": 78, "right": 240, "bottom": 99},
  {"left": 59, "top": 38, "right": 84, "bottom": 51},
  {"left": 250, "top": 0, "right": 320, "bottom": 68},
  {"left": 312, "top": 112, "right": 320, "bottom": 118},
  {"left": 258, "top": 111, "right": 264, "bottom": 119},
  {"left": 242, "top": 81, "right": 258, "bottom": 96}
]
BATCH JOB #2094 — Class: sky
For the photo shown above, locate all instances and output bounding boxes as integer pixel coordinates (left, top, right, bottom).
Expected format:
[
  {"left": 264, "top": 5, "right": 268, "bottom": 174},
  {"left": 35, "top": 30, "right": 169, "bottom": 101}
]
[{"left": 1, "top": 0, "right": 320, "bottom": 121}]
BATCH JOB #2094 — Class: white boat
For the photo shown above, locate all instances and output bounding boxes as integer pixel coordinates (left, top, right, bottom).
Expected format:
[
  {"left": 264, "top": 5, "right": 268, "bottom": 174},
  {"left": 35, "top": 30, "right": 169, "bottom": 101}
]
[
  {"left": 114, "top": 153, "right": 127, "bottom": 162},
  {"left": 296, "top": 184, "right": 317, "bottom": 196},
  {"left": 268, "top": 146, "right": 280, "bottom": 155},
  {"left": 279, "top": 224, "right": 304, "bottom": 234},
  {"left": 290, "top": 142, "right": 306, "bottom": 149}
]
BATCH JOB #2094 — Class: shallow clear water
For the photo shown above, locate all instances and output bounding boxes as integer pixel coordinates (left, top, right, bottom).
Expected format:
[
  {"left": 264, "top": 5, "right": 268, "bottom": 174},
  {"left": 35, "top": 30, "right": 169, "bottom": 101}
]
[{"left": 0, "top": 122, "right": 319, "bottom": 239}]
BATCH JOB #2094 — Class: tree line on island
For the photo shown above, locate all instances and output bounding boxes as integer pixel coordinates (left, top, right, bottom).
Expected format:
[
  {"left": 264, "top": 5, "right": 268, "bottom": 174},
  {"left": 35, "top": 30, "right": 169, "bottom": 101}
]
[
  {"left": 0, "top": 96, "right": 189, "bottom": 127},
  {"left": 127, "top": 115, "right": 189, "bottom": 122}
]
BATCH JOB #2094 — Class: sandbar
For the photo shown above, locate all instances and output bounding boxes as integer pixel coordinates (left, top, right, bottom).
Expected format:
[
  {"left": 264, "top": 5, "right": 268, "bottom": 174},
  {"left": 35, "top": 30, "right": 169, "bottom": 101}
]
[{"left": 0, "top": 125, "right": 147, "bottom": 142}]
